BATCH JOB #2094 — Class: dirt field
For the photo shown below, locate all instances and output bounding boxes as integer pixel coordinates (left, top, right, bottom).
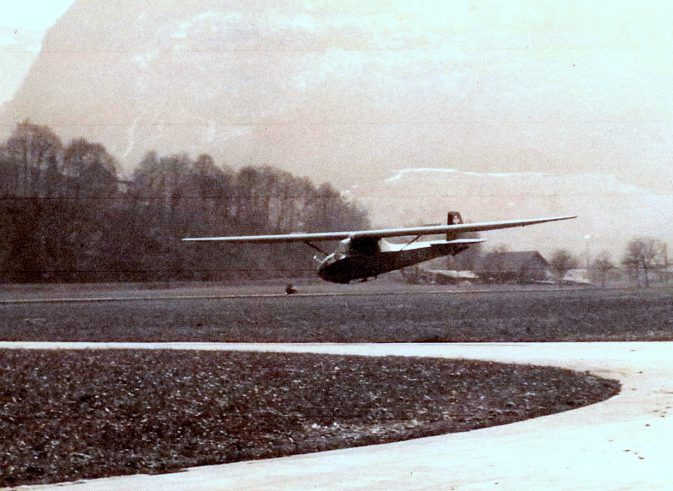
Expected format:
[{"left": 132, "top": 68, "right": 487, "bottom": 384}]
[
  {"left": 0, "top": 349, "right": 619, "bottom": 487},
  {"left": 1, "top": 285, "right": 671, "bottom": 342}
]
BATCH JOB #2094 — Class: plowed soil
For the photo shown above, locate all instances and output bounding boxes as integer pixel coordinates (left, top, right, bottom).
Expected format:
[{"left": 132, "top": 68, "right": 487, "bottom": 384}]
[{"left": 0, "top": 350, "right": 619, "bottom": 487}]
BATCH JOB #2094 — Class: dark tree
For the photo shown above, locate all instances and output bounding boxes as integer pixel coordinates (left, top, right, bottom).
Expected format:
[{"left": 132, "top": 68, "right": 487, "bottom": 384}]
[
  {"left": 621, "top": 237, "right": 667, "bottom": 287},
  {"left": 591, "top": 251, "right": 614, "bottom": 287},
  {"left": 5, "top": 120, "right": 63, "bottom": 197},
  {"left": 549, "top": 249, "right": 579, "bottom": 281},
  {"left": 0, "top": 123, "right": 370, "bottom": 283}
]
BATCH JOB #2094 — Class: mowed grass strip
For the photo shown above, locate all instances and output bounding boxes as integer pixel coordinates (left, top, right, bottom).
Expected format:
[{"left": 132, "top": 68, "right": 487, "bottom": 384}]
[
  {"left": 1, "top": 288, "right": 672, "bottom": 343},
  {"left": 1, "top": 350, "right": 619, "bottom": 487}
]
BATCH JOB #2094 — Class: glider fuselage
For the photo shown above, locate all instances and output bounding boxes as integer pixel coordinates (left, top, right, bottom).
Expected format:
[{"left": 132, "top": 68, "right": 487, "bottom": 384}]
[{"left": 317, "top": 237, "right": 468, "bottom": 283}]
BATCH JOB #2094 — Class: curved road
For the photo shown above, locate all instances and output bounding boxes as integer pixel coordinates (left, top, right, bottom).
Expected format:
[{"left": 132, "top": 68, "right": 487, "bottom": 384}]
[{"left": 4, "top": 341, "right": 673, "bottom": 490}]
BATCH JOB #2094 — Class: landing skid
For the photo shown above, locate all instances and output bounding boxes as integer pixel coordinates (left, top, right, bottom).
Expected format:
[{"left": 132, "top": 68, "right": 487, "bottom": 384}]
[{"left": 356, "top": 276, "right": 377, "bottom": 283}]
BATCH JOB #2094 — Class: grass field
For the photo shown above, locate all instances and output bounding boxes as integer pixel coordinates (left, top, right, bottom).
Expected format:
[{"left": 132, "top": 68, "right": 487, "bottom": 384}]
[
  {"left": 1, "top": 286, "right": 671, "bottom": 342},
  {"left": 0, "top": 350, "right": 619, "bottom": 487}
]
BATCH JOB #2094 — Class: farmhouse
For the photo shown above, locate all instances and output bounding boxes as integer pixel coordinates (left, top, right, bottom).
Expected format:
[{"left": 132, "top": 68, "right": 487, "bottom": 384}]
[{"left": 476, "top": 251, "right": 551, "bottom": 283}]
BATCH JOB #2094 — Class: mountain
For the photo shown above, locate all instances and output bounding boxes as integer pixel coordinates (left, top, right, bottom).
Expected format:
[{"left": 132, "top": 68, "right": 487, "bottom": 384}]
[{"left": 1, "top": 0, "right": 670, "bottom": 256}]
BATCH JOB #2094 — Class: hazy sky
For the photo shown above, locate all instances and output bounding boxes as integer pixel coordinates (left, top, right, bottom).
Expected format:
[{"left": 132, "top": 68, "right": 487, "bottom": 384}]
[
  {"left": 0, "top": 0, "right": 74, "bottom": 30},
  {"left": 0, "top": 0, "right": 74, "bottom": 103}
]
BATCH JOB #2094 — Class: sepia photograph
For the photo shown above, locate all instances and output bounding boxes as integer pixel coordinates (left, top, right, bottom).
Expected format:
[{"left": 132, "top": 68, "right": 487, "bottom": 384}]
[{"left": 1, "top": 0, "right": 672, "bottom": 489}]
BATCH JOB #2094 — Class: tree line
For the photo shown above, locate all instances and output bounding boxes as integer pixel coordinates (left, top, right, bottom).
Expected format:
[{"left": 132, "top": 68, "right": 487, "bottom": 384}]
[
  {"left": 0, "top": 121, "right": 369, "bottom": 282},
  {"left": 487, "top": 240, "right": 670, "bottom": 287},
  {"left": 545, "top": 239, "right": 669, "bottom": 287},
  {"left": 413, "top": 238, "right": 670, "bottom": 288}
]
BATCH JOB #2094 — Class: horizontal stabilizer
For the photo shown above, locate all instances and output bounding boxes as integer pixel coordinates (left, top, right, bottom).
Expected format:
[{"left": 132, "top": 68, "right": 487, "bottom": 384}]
[{"left": 384, "top": 237, "right": 486, "bottom": 252}]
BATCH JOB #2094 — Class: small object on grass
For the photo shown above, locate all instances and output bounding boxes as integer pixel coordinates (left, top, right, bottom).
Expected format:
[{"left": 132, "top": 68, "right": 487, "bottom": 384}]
[{"left": 285, "top": 283, "right": 297, "bottom": 295}]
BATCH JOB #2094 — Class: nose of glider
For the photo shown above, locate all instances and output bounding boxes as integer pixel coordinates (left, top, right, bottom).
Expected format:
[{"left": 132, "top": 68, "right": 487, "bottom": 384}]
[
  {"left": 317, "top": 257, "right": 333, "bottom": 281},
  {"left": 317, "top": 255, "right": 350, "bottom": 284}
]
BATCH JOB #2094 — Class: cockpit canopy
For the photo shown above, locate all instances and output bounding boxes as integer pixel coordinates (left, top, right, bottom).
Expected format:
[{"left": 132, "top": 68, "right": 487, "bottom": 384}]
[{"left": 337, "top": 237, "right": 381, "bottom": 257}]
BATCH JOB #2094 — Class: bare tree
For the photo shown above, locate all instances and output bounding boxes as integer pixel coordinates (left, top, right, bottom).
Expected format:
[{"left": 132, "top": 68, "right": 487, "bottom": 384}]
[
  {"left": 591, "top": 250, "right": 614, "bottom": 287},
  {"left": 662, "top": 243, "right": 671, "bottom": 285},
  {"left": 550, "top": 248, "right": 579, "bottom": 281},
  {"left": 490, "top": 243, "right": 510, "bottom": 253},
  {"left": 621, "top": 237, "right": 667, "bottom": 287},
  {"left": 5, "top": 120, "right": 63, "bottom": 197}
]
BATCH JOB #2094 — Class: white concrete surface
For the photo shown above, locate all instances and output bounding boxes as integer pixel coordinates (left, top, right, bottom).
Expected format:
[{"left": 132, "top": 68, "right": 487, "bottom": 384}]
[{"left": 5, "top": 341, "right": 673, "bottom": 490}]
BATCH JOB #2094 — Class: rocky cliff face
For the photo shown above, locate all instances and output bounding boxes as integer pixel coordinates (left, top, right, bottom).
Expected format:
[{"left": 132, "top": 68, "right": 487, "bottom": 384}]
[
  {"left": 4, "top": 0, "right": 449, "bottom": 184},
  {"left": 4, "top": 1, "right": 326, "bottom": 170}
]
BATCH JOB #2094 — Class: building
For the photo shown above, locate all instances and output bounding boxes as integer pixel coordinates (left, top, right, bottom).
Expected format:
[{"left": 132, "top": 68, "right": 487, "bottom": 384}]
[{"left": 476, "top": 251, "right": 551, "bottom": 284}]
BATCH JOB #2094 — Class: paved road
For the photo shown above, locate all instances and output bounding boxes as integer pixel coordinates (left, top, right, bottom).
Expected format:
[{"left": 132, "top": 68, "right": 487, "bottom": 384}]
[{"left": 4, "top": 341, "right": 673, "bottom": 490}]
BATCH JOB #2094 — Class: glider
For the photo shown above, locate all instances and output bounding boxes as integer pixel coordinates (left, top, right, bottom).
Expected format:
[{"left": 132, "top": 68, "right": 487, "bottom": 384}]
[{"left": 184, "top": 212, "right": 575, "bottom": 284}]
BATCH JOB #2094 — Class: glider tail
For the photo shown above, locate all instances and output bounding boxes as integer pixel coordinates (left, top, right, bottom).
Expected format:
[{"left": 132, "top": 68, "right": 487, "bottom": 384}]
[{"left": 447, "top": 211, "right": 463, "bottom": 240}]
